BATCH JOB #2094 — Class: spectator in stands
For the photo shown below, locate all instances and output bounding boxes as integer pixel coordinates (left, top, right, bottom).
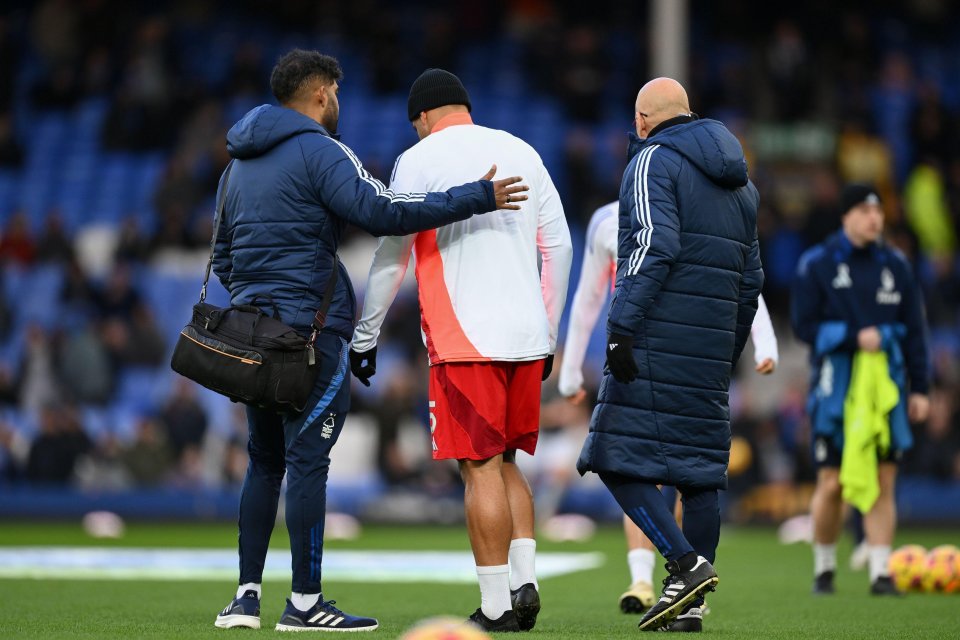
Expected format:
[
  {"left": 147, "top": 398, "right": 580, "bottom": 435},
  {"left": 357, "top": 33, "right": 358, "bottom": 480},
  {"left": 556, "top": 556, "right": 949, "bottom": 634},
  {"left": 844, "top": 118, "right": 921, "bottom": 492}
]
[
  {"left": 0, "top": 112, "right": 23, "bottom": 167},
  {"left": 0, "top": 294, "right": 11, "bottom": 342},
  {"left": 35, "top": 209, "right": 76, "bottom": 263},
  {"left": 92, "top": 264, "right": 143, "bottom": 323},
  {"left": 25, "top": 404, "right": 91, "bottom": 485},
  {"left": 114, "top": 216, "right": 152, "bottom": 264},
  {"left": 557, "top": 26, "right": 608, "bottom": 123},
  {"left": 59, "top": 257, "right": 97, "bottom": 318},
  {"left": 0, "top": 17, "right": 19, "bottom": 113},
  {"left": 56, "top": 323, "right": 114, "bottom": 405},
  {"left": 121, "top": 416, "right": 173, "bottom": 487},
  {"left": 100, "top": 304, "right": 166, "bottom": 368},
  {"left": 158, "top": 378, "right": 208, "bottom": 461},
  {"left": 18, "top": 324, "right": 59, "bottom": 412},
  {"left": 0, "top": 420, "right": 27, "bottom": 482},
  {"left": 0, "top": 364, "right": 16, "bottom": 403},
  {"left": 368, "top": 366, "right": 420, "bottom": 485},
  {"left": 0, "top": 211, "right": 36, "bottom": 265}
]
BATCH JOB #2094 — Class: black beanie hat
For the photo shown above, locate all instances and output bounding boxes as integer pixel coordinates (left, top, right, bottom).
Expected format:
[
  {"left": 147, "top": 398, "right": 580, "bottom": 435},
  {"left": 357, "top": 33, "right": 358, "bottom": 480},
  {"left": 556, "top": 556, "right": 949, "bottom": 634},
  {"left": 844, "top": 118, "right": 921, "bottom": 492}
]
[
  {"left": 840, "top": 183, "right": 882, "bottom": 216},
  {"left": 407, "top": 68, "right": 471, "bottom": 121}
]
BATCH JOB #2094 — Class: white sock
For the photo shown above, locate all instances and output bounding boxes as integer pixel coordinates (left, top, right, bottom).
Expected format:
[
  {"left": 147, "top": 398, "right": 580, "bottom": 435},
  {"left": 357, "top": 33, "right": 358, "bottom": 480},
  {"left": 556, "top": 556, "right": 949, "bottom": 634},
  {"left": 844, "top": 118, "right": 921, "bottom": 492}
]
[
  {"left": 628, "top": 548, "right": 656, "bottom": 585},
  {"left": 508, "top": 538, "right": 538, "bottom": 590},
  {"left": 476, "top": 564, "right": 511, "bottom": 620},
  {"left": 237, "top": 582, "right": 261, "bottom": 599},
  {"left": 814, "top": 543, "right": 837, "bottom": 576},
  {"left": 868, "top": 545, "right": 892, "bottom": 582},
  {"left": 291, "top": 592, "right": 320, "bottom": 612}
]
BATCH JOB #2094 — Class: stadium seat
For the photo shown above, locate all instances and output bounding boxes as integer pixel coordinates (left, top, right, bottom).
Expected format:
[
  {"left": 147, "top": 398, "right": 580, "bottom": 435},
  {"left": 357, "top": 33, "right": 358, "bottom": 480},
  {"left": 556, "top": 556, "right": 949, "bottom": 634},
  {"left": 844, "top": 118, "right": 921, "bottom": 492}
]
[{"left": 15, "top": 265, "right": 64, "bottom": 330}]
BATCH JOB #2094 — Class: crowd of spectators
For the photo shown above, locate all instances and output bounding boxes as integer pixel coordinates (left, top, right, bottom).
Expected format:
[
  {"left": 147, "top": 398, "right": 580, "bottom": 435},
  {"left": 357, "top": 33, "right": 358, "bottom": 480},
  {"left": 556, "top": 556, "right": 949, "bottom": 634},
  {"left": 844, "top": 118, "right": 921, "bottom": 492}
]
[{"left": 0, "top": 1, "right": 957, "bottom": 515}]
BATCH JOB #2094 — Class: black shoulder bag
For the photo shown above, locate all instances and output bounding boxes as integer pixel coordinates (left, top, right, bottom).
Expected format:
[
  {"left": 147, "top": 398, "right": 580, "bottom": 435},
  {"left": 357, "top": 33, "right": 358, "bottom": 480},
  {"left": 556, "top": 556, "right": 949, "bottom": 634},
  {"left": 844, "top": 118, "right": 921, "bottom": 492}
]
[{"left": 170, "top": 161, "right": 338, "bottom": 413}]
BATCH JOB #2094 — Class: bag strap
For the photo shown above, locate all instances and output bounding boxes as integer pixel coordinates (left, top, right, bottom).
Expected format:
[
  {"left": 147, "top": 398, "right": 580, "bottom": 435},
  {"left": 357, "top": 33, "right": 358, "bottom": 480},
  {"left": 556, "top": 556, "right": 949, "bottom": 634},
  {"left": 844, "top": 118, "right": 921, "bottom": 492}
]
[
  {"left": 311, "top": 258, "right": 338, "bottom": 331},
  {"left": 200, "top": 160, "right": 236, "bottom": 303},
  {"left": 201, "top": 160, "right": 339, "bottom": 333}
]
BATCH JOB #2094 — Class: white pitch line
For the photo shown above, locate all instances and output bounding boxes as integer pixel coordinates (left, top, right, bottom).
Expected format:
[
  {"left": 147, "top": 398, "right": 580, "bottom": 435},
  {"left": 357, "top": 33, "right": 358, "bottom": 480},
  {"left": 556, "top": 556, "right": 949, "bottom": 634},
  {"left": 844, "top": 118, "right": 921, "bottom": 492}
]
[{"left": 0, "top": 547, "right": 604, "bottom": 582}]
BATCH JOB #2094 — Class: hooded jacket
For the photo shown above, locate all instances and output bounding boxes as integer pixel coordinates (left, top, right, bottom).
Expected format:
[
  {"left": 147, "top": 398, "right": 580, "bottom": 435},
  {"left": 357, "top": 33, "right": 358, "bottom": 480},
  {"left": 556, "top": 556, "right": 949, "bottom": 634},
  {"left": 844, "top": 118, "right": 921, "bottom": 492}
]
[
  {"left": 212, "top": 104, "right": 495, "bottom": 339},
  {"left": 577, "top": 118, "right": 763, "bottom": 489}
]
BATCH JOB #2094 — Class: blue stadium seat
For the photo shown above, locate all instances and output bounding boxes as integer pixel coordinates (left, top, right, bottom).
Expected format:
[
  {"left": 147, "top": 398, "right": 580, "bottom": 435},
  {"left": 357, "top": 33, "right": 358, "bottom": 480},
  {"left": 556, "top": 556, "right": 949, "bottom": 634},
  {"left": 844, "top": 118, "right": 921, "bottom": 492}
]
[
  {"left": 1, "top": 407, "right": 38, "bottom": 439},
  {"left": 80, "top": 406, "right": 113, "bottom": 442},
  {"left": 114, "top": 367, "right": 165, "bottom": 415},
  {"left": 109, "top": 405, "right": 141, "bottom": 443},
  {"left": 15, "top": 265, "right": 64, "bottom": 330}
]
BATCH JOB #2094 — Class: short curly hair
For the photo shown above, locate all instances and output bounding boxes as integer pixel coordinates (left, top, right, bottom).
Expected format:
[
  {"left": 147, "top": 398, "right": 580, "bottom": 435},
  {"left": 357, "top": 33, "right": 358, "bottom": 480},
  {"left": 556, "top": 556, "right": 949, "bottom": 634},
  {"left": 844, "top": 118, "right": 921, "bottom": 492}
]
[{"left": 270, "top": 49, "right": 343, "bottom": 105}]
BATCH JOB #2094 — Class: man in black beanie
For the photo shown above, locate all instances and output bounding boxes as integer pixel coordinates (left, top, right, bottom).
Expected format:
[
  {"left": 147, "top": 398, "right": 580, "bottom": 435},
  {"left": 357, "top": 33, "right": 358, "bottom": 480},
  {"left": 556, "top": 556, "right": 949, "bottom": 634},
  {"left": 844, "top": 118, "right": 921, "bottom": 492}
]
[
  {"left": 792, "top": 182, "right": 930, "bottom": 596},
  {"left": 351, "top": 68, "right": 573, "bottom": 632},
  {"left": 406, "top": 68, "right": 472, "bottom": 122}
]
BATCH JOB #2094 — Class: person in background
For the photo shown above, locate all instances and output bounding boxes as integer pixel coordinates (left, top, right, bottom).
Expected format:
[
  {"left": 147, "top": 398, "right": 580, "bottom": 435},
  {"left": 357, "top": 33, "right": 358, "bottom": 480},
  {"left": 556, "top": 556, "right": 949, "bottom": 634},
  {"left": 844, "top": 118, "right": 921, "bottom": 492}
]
[
  {"left": 350, "top": 68, "right": 572, "bottom": 632},
  {"left": 791, "top": 183, "right": 930, "bottom": 596}
]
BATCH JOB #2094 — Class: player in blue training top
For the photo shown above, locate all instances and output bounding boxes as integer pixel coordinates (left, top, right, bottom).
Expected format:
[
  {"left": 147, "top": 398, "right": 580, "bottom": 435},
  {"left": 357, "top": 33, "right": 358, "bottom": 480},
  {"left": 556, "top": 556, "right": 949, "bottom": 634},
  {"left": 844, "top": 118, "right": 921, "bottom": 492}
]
[{"left": 791, "top": 183, "right": 930, "bottom": 596}]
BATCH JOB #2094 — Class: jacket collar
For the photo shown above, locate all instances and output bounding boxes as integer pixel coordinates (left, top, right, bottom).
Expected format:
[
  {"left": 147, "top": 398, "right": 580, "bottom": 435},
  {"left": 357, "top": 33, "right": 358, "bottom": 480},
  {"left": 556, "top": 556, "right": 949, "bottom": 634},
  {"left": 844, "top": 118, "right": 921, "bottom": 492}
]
[
  {"left": 626, "top": 114, "right": 698, "bottom": 159},
  {"left": 316, "top": 124, "right": 341, "bottom": 141},
  {"left": 832, "top": 229, "right": 880, "bottom": 258},
  {"left": 648, "top": 113, "right": 697, "bottom": 139}
]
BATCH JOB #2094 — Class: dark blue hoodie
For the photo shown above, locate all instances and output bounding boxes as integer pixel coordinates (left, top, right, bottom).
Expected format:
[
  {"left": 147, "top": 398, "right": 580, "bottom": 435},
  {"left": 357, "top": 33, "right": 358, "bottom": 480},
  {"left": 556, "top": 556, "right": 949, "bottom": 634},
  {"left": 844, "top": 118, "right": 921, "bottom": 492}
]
[
  {"left": 578, "top": 118, "right": 763, "bottom": 489},
  {"left": 212, "top": 104, "right": 495, "bottom": 339}
]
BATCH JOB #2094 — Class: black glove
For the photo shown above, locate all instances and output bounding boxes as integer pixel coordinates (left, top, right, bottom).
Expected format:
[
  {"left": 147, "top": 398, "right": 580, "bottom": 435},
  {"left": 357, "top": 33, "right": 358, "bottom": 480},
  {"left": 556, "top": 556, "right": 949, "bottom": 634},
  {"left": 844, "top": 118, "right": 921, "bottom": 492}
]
[
  {"left": 541, "top": 354, "right": 555, "bottom": 381},
  {"left": 606, "top": 333, "right": 638, "bottom": 383},
  {"left": 349, "top": 346, "right": 377, "bottom": 387}
]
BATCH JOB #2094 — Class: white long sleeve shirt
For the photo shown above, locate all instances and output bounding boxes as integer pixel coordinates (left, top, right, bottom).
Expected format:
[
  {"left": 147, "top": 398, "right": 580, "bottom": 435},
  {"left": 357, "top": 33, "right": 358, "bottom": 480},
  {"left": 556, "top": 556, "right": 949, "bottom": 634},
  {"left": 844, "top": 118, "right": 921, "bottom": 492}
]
[
  {"left": 352, "top": 113, "right": 573, "bottom": 365},
  {"left": 558, "top": 201, "right": 778, "bottom": 396}
]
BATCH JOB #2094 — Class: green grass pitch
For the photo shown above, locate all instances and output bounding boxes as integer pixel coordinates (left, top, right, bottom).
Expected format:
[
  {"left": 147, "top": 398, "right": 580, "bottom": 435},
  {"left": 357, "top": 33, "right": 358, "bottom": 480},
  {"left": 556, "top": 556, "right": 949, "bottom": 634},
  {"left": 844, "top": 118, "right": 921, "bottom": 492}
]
[{"left": 0, "top": 522, "right": 956, "bottom": 638}]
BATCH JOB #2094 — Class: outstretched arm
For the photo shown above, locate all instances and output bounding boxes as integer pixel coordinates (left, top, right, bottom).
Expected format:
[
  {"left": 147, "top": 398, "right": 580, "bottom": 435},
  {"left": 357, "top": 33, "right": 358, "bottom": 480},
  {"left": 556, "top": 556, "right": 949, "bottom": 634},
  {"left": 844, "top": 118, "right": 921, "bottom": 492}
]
[{"left": 310, "top": 139, "right": 526, "bottom": 236}]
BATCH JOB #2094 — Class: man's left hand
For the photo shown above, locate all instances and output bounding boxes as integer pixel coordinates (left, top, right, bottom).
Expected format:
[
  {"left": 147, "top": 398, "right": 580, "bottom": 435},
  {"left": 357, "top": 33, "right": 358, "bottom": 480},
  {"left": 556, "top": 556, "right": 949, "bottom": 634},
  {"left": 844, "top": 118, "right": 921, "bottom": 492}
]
[
  {"left": 349, "top": 346, "right": 377, "bottom": 387},
  {"left": 908, "top": 393, "right": 930, "bottom": 423},
  {"left": 606, "top": 333, "right": 639, "bottom": 383}
]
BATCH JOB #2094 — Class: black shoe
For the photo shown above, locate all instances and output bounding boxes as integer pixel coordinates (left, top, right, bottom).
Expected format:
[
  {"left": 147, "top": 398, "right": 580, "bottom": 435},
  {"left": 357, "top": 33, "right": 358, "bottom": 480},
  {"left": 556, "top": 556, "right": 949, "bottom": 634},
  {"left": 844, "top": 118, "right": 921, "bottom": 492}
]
[
  {"left": 637, "top": 556, "right": 718, "bottom": 631},
  {"left": 813, "top": 570, "right": 835, "bottom": 595},
  {"left": 870, "top": 576, "right": 903, "bottom": 596},
  {"left": 468, "top": 609, "right": 521, "bottom": 632},
  {"left": 510, "top": 583, "right": 540, "bottom": 631},
  {"left": 664, "top": 603, "right": 703, "bottom": 633}
]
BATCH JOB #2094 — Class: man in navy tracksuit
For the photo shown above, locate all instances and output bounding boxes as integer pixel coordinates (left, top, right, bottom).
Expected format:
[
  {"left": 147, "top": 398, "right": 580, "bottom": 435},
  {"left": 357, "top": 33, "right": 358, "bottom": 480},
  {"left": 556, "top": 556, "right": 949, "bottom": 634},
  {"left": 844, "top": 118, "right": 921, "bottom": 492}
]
[
  {"left": 791, "top": 184, "right": 930, "bottom": 596},
  {"left": 577, "top": 78, "right": 762, "bottom": 632},
  {"left": 210, "top": 50, "right": 526, "bottom": 632}
]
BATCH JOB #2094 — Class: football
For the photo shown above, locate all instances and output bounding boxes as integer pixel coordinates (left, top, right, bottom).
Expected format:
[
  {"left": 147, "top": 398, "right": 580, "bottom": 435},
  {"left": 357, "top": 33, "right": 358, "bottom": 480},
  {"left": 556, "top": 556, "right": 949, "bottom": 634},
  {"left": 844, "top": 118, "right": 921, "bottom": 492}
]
[
  {"left": 888, "top": 544, "right": 928, "bottom": 592},
  {"left": 921, "top": 545, "right": 959, "bottom": 593},
  {"left": 399, "top": 616, "right": 492, "bottom": 640}
]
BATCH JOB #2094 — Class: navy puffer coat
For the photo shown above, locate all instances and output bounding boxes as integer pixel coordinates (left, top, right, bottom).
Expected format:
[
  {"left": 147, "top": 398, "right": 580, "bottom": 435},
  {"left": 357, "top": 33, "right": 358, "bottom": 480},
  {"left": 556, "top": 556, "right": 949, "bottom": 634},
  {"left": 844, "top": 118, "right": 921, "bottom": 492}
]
[{"left": 577, "top": 118, "right": 763, "bottom": 489}]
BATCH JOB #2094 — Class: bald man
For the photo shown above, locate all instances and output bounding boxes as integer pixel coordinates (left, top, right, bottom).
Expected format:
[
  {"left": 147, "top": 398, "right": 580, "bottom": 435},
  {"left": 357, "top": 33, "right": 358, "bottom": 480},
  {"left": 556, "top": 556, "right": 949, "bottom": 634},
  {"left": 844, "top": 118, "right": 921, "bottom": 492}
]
[{"left": 577, "top": 78, "right": 763, "bottom": 632}]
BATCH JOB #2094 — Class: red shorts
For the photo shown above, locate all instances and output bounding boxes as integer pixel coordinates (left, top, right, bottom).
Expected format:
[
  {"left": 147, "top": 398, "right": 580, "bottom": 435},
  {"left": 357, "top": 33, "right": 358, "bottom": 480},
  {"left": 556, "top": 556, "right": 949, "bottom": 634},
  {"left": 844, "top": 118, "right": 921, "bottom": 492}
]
[{"left": 428, "top": 360, "right": 545, "bottom": 460}]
